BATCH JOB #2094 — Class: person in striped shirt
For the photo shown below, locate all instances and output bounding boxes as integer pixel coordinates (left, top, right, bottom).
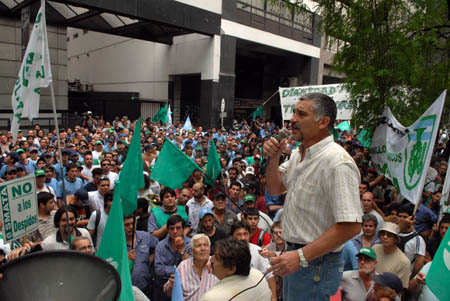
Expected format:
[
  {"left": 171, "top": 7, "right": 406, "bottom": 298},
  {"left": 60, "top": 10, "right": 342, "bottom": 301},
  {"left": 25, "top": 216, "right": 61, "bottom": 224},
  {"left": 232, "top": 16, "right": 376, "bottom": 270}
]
[{"left": 164, "top": 234, "right": 219, "bottom": 300}]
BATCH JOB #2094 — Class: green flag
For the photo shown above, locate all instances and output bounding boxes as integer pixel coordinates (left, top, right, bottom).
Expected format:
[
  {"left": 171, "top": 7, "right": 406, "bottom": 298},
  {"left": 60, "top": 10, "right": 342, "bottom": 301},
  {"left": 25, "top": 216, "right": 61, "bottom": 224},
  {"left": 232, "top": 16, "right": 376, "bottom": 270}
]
[
  {"left": 205, "top": 141, "right": 221, "bottom": 186},
  {"left": 335, "top": 121, "right": 351, "bottom": 131},
  {"left": 152, "top": 104, "right": 168, "bottom": 124},
  {"left": 97, "top": 181, "right": 135, "bottom": 301},
  {"left": 427, "top": 228, "right": 450, "bottom": 300},
  {"left": 332, "top": 128, "right": 339, "bottom": 141},
  {"left": 252, "top": 106, "right": 263, "bottom": 120},
  {"left": 150, "top": 139, "right": 202, "bottom": 189},
  {"left": 357, "top": 128, "right": 372, "bottom": 148},
  {"left": 119, "top": 118, "right": 144, "bottom": 216}
]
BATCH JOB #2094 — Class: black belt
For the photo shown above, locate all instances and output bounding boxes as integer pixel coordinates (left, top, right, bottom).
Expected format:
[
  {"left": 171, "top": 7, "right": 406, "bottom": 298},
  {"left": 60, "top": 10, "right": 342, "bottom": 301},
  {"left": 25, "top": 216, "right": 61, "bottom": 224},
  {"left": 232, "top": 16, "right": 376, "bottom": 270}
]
[{"left": 286, "top": 242, "right": 306, "bottom": 249}]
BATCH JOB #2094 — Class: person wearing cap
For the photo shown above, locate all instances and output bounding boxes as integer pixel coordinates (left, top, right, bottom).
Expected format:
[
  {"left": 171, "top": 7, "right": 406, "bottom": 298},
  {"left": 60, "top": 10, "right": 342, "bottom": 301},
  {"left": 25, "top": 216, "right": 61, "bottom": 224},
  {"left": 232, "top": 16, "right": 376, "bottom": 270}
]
[
  {"left": 28, "top": 147, "right": 40, "bottom": 165},
  {"left": 198, "top": 207, "right": 228, "bottom": 255},
  {"left": 211, "top": 191, "right": 238, "bottom": 236},
  {"left": 67, "top": 188, "right": 92, "bottom": 228},
  {"left": 27, "top": 192, "right": 57, "bottom": 243},
  {"left": 373, "top": 222, "right": 410, "bottom": 290},
  {"left": 54, "top": 148, "right": 71, "bottom": 181},
  {"left": 244, "top": 165, "right": 257, "bottom": 183},
  {"left": 4, "top": 166, "right": 17, "bottom": 181},
  {"left": 237, "top": 193, "right": 273, "bottom": 233},
  {"left": 264, "top": 93, "right": 362, "bottom": 300},
  {"left": 35, "top": 169, "right": 56, "bottom": 198},
  {"left": 366, "top": 272, "right": 403, "bottom": 301},
  {"left": 340, "top": 247, "right": 378, "bottom": 301},
  {"left": 92, "top": 140, "right": 104, "bottom": 162},
  {"left": 15, "top": 148, "right": 35, "bottom": 174}
]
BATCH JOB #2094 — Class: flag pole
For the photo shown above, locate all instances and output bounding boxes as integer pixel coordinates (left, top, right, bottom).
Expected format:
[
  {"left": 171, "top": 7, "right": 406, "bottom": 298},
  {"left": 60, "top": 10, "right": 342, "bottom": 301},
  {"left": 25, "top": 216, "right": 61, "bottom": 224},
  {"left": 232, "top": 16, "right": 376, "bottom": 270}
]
[
  {"left": 50, "top": 81, "right": 71, "bottom": 243},
  {"left": 245, "top": 89, "right": 279, "bottom": 122}
]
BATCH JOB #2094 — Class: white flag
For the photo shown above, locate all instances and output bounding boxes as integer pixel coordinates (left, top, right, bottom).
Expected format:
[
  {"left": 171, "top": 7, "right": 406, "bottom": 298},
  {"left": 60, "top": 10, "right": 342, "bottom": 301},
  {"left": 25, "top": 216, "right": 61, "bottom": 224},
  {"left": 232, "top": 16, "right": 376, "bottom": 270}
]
[
  {"left": 183, "top": 116, "right": 192, "bottom": 131},
  {"left": 371, "top": 91, "right": 446, "bottom": 205},
  {"left": 167, "top": 105, "right": 172, "bottom": 126},
  {"left": 11, "top": 0, "right": 52, "bottom": 143}
]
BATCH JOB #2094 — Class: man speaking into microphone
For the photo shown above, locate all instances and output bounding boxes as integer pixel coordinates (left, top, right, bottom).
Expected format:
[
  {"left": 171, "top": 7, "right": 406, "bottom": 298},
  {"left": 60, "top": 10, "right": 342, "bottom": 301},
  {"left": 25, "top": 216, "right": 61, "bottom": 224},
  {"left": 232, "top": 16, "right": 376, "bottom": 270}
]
[{"left": 264, "top": 93, "right": 362, "bottom": 301}]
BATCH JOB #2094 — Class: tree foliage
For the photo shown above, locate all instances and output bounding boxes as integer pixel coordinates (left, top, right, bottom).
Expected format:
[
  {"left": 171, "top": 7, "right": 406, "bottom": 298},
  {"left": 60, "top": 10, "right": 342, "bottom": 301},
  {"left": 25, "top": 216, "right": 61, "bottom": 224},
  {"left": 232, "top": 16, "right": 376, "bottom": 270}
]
[{"left": 272, "top": 0, "right": 450, "bottom": 129}]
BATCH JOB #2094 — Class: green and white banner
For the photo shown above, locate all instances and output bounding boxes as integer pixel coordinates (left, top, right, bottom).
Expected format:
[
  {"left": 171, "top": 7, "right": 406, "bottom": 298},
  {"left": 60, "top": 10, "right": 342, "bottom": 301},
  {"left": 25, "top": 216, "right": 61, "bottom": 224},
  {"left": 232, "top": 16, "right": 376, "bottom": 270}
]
[
  {"left": 0, "top": 174, "right": 38, "bottom": 243},
  {"left": 371, "top": 91, "right": 446, "bottom": 205},
  {"left": 279, "top": 84, "right": 353, "bottom": 121},
  {"left": 11, "top": 0, "right": 52, "bottom": 143}
]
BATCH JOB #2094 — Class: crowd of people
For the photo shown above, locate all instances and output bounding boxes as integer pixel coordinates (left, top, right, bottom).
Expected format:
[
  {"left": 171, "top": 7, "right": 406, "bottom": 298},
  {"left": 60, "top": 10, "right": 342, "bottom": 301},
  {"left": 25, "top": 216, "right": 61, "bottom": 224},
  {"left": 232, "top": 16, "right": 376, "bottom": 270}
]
[{"left": 0, "top": 96, "right": 449, "bottom": 300}]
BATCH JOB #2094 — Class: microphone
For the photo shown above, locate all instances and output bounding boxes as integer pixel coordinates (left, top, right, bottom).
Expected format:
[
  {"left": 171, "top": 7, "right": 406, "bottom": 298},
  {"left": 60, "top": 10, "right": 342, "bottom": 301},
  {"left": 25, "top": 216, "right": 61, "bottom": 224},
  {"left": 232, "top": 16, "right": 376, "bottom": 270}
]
[
  {"left": 276, "top": 128, "right": 290, "bottom": 142},
  {"left": 260, "top": 128, "right": 290, "bottom": 175}
]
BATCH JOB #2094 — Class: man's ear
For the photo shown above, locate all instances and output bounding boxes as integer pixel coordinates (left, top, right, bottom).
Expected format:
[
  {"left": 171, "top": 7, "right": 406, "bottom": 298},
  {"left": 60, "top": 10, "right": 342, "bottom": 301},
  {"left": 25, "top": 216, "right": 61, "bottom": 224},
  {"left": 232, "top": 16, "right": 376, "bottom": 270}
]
[{"left": 318, "top": 116, "right": 331, "bottom": 130}]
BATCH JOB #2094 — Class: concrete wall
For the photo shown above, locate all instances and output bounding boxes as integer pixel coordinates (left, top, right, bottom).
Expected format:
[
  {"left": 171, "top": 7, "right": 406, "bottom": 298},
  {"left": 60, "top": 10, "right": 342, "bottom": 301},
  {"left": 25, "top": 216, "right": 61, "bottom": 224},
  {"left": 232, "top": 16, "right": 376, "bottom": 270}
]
[
  {"left": 175, "top": 0, "right": 222, "bottom": 14},
  {"left": 67, "top": 28, "right": 220, "bottom": 101},
  {"left": 0, "top": 17, "right": 67, "bottom": 113}
]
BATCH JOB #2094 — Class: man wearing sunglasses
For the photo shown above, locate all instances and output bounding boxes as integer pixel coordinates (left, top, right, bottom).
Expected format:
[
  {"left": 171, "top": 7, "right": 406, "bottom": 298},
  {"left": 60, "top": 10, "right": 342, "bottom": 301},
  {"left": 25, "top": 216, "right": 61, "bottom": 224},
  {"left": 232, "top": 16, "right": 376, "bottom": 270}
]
[{"left": 373, "top": 222, "right": 410, "bottom": 293}]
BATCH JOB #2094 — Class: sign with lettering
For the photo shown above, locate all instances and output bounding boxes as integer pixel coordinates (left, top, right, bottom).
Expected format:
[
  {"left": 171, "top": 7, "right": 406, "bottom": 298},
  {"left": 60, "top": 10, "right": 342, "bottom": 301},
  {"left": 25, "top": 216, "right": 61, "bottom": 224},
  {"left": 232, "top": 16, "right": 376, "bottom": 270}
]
[
  {"left": 279, "top": 84, "right": 353, "bottom": 121},
  {"left": 0, "top": 174, "right": 38, "bottom": 243},
  {"left": 371, "top": 91, "right": 446, "bottom": 205}
]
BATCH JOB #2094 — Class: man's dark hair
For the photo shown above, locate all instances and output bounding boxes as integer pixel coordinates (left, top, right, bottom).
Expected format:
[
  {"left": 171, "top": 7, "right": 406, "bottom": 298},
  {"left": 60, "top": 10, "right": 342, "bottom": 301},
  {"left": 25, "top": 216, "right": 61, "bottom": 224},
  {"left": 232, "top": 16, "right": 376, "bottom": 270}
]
[
  {"left": 167, "top": 214, "right": 185, "bottom": 228},
  {"left": 91, "top": 167, "right": 103, "bottom": 177},
  {"left": 103, "top": 190, "right": 114, "bottom": 209},
  {"left": 160, "top": 187, "right": 176, "bottom": 200},
  {"left": 399, "top": 204, "right": 414, "bottom": 217},
  {"left": 44, "top": 164, "right": 55, "bottom": 171},
  {"left": 214, "top": 238, "right": 251, "bottom": 276},
  {"left": 83, "top": 150, "right": 92, "bottom": 156},
  {"left": 389, "top": 203, "right": 400, "bottom": 215},
  {"left": 228, "top": 167, "right": 238, "bottom": 174},
  {"left": 37, "top": 192, "right": 54, "bottom": 207},
  {"left": 300, "top": 93, "right": 337, "bottom": 132},
  {"left": 230, "top": 180, "right": 242, "bottom": 189},
  {"left": 67, "top": 162, "right": 78, "bottom": 171},
  {"left": 54, "top": 206, "right": 78, "bottom": 228},
  {"left": 243, "top": 207, "right": 259, "bottom": 219},
  {"left": 231, "top": 221, "right": 250, "bottom": 235},
  {"left": 137, "top": 198, "right": 149, "bottom": 213},
  {"left": 360, "top": 180, "right": 370, "bottom": 189},
  {"left": 439, "top": 216, "right": 450, "bottom": 227}
]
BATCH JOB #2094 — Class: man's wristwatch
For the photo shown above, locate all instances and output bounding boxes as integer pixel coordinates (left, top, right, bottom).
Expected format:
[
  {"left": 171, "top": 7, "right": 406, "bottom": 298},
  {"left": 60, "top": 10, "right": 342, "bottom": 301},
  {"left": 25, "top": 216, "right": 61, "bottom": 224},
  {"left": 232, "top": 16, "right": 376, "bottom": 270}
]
[{"left": 297, "top": 248, "right": 308, "bottom": 268}]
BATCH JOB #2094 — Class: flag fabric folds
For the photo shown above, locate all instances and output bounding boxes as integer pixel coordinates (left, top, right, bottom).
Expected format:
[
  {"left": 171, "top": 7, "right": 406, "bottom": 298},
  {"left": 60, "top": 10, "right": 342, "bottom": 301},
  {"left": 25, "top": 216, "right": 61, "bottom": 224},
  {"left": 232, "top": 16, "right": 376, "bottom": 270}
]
[
  {"left": 11, "top": 0, "right": 52, "bottom": 143},
  {"left": 357, "top": 128, "right": 373, "bottom": 148},
  {"left": 153, "top": 105, "right": 168, "bottom": 124},
  {"left": 252, "top": 106, "right": 263, "bottom": 120},
  {"left": 119, "top": 118, "right": 144, "bottom": 216},
  {"left": 183, "top": 116, "right": 193, "bottom": 131},
  {"left": 167, "top": 105, "right": 173, "bottom": 126},
  {"left": 150, "top": 140, "right": 202, "bottom": 189},
  {"left": 172, "top": 266, "right": 184, "bottom": 301},
  {"left": 371, "top": 91, "right": 446, "bottom": 205},
  {"left": 205, "top": 140, "right": 221, "bottom": 186},
  {"left": 97, "top": 181, "right": 135, "bottom": 301},
  {"left": 335, "top": 121, "right": 351, "bottom": 131},
  {"left": 427, "top": 228, "right": 450, "bottom": 300}
]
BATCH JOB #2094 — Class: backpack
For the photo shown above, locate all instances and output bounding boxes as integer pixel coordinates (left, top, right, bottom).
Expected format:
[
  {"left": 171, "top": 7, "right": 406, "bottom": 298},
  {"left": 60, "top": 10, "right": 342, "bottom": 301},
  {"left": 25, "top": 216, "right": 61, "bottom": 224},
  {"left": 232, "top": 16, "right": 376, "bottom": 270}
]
[
  {"left": 397, "top": 231, "right": 420, "bottom": 252},
  {"left": 257, "top": 229, "right": 267, "bottom": 247}
]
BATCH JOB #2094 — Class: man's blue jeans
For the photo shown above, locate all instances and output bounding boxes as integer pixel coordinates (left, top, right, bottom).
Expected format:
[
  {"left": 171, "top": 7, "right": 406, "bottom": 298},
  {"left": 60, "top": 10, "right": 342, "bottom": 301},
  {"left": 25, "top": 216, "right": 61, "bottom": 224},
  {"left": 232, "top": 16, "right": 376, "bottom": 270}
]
[{"left": 283, "top": 247, "right": 344, "bottom": 301}]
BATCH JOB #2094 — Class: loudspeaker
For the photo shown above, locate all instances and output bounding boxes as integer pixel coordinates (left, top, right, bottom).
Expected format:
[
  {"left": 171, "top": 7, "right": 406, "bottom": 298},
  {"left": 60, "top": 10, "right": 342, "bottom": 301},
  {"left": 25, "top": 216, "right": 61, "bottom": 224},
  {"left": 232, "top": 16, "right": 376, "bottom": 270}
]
[{"left": 0, "top": 250, "right": 121, "bottom": 300}]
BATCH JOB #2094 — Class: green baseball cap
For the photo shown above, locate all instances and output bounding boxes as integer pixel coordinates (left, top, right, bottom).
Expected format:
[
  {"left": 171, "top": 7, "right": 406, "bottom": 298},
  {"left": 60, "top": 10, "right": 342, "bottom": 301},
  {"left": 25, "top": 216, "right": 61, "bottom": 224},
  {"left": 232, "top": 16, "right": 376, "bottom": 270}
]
[
  {"left": 243, "top": 194, "right": 255, "bottom": 203},
  {"left": 357, "top": 247, "right": 377, "bottom": 260},
  {"left": 34, "top": 169, "right": 46, "bottom": 177},
  {"left": 95, "top": 140, "right": 103, "bottom": 145},
  {"left": 16, "top": 148, "right": 25, "bottom": 154}
]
